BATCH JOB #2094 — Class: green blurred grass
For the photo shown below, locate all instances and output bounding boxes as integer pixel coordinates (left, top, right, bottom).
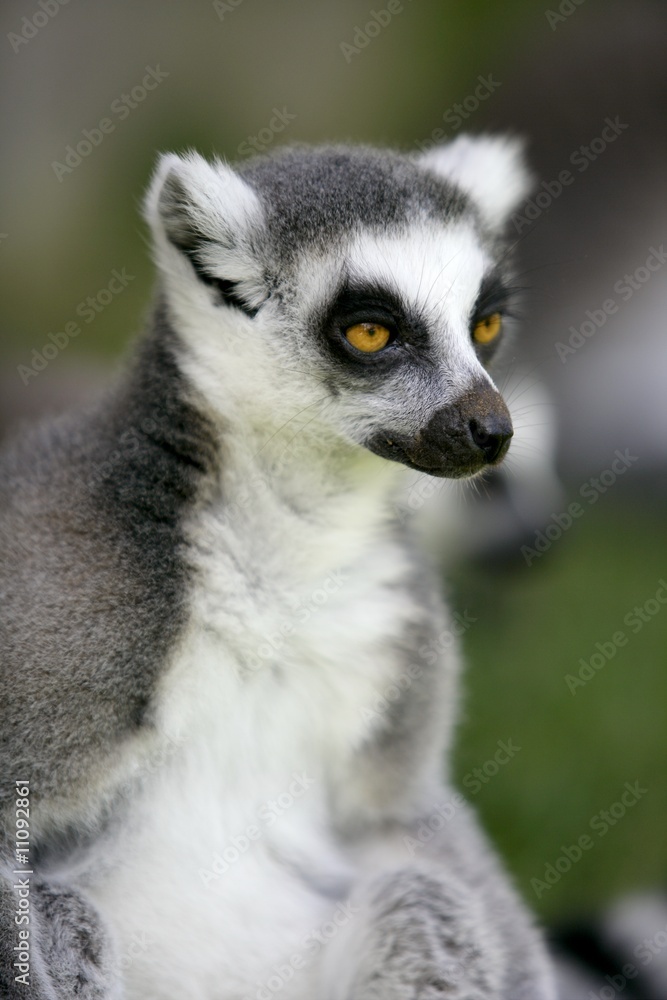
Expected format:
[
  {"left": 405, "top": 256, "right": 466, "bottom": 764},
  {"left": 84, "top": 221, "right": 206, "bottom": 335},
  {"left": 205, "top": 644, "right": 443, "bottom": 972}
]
[{"left": 452, "top": 497, "right": 667, "bottom": 922}]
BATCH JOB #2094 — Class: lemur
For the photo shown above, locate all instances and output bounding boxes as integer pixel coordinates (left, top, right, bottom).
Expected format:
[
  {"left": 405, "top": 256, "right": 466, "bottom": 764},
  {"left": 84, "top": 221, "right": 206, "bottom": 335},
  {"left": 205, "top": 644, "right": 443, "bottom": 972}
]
[{"left": 0, "top": 137, "right": 558, "bottom": 999}]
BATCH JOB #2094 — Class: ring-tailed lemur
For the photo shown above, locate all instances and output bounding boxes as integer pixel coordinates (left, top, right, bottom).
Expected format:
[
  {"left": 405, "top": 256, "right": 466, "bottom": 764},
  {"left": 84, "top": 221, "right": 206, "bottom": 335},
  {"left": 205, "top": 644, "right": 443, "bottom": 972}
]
[{"left": 0, "top": 137, "right": 558, "bottom": 999}]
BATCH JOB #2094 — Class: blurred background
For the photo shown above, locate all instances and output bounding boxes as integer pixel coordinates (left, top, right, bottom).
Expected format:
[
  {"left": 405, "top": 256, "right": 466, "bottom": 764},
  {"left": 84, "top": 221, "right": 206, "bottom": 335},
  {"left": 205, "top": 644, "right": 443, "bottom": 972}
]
[{"left": 1, "top": 0, "right": 665, "bottom": 985}]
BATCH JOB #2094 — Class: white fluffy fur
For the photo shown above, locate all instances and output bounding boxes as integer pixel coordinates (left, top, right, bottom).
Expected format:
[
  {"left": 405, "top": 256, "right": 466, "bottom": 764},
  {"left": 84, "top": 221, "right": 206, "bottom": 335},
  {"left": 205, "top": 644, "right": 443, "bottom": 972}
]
[
  {"left": 145, "top": 150, "right": 268, "bottom": 311},
  {"left": 418, "top": 134, "right": 532, "bottom": 230},
  {"left": 86, "top": 449, "right": 453, "bottom": 997}
]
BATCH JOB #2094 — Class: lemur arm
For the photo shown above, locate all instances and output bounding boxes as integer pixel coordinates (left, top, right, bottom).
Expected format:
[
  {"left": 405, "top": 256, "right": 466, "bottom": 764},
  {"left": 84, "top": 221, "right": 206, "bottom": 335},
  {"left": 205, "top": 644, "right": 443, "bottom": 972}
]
[
  {"left": 0, "top": 875, "right": 119, "bottom": 1000},
  {"left": 318, "top": 591, "right": 556, "bottom": 1000}
]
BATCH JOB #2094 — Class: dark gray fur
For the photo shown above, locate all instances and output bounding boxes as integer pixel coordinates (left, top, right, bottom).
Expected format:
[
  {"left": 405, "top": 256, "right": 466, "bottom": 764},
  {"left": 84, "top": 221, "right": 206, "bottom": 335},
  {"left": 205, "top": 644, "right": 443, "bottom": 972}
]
[
  {"left": 1, "top": 307, "right": 216, "bottom": 815},
  {"left": 237, "top": 145, "right": 471, "bottom": 260},
  {"left": 0, "top": 305, "right": 218, "bottom": 995}
]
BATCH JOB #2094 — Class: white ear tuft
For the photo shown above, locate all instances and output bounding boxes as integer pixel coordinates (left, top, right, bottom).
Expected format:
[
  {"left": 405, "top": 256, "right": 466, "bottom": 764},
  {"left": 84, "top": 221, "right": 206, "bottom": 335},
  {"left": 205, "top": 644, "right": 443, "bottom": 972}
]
[
  {"left": 418, "top": 134, "right": 532, "bottom": 231},
  {"left": 144, "top": 150, "right": 262, "bottom": 259}
]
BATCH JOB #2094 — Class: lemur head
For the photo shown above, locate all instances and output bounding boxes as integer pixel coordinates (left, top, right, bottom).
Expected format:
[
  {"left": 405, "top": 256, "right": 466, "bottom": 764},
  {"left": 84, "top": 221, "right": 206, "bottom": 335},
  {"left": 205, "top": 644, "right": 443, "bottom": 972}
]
[{"left": 145, "top": 137, "right": 530, "bottom": 479}]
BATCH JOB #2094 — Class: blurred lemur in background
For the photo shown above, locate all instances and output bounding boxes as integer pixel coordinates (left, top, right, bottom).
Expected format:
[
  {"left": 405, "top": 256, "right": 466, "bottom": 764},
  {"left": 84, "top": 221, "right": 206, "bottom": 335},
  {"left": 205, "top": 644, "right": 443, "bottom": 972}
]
[{"left": 0, "top": 138, "right": 557, "bottom": 998}]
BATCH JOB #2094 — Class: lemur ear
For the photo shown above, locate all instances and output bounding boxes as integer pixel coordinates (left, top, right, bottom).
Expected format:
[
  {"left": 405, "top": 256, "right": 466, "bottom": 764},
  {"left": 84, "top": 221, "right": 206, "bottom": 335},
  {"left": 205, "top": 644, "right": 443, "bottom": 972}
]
[
  {"left": 144, "top": 151, "right": 266, "bottom": 313},
  {"left": 417, "top": 134, "right": 532, "bottom": 231}
]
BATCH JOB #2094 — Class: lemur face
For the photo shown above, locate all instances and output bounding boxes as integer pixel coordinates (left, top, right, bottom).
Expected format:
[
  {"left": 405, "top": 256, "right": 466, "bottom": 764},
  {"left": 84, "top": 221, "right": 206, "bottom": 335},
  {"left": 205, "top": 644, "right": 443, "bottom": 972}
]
[{"left": 146, "top": 139, "right": 531, "bottom": 479}]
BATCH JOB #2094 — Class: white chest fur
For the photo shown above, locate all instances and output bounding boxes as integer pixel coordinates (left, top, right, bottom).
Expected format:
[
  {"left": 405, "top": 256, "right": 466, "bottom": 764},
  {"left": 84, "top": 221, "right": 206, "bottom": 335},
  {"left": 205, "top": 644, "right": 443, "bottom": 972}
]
[{"left": 86, "top": 472, "right": 426, "bottom": 998}]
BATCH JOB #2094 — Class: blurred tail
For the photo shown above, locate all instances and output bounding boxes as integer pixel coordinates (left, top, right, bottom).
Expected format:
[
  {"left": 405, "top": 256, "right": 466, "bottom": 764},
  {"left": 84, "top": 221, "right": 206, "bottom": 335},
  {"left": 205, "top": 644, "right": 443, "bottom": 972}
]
[{"left": 550, "top": 892, "right": 667, "bottom": 999}]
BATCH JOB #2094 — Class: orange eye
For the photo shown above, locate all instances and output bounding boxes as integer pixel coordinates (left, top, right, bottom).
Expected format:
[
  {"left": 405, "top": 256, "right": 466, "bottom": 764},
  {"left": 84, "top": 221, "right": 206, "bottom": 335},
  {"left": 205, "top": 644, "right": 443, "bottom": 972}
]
[
  {"left": 344, "top": 322, "right": 391, "bottom": 353},
  {"left": 473, "top": 312, "right": 502, "bottom": 345}
]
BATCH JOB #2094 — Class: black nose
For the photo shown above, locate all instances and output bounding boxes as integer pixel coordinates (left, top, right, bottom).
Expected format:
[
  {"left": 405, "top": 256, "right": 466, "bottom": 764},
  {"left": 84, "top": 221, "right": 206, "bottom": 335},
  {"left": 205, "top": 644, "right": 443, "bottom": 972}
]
[
  {"left": 468, "top": 416, "right": 513, "bottom": 464},
  {"left": 363, "top": 379, "right": 513, "bottom": 478}
]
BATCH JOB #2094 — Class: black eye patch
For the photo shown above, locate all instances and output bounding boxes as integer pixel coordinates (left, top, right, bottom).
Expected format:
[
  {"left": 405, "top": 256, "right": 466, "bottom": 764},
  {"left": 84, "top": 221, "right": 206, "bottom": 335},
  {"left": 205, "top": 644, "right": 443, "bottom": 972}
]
[
  {"left": 318, "top": 280, "right": 431, "bottom": 370},
  {"left": 469, "top": 271, "right": 520, "bottom": 358}
]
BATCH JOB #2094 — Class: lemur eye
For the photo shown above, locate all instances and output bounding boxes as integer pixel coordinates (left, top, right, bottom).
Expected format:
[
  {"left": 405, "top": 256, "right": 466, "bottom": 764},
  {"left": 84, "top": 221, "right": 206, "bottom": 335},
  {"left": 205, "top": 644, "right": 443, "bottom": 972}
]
[
  {"left": 472, "top": 313, "right": 502, "bottom": 346},
  {"left": 344, "top": 322, "right": 391, "bottom": 353}
]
